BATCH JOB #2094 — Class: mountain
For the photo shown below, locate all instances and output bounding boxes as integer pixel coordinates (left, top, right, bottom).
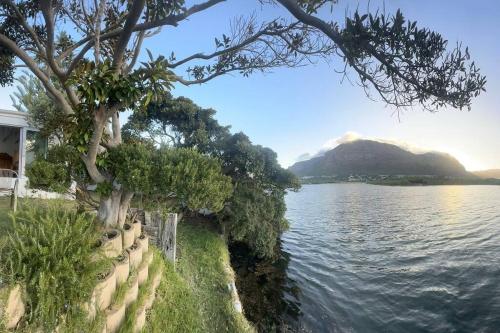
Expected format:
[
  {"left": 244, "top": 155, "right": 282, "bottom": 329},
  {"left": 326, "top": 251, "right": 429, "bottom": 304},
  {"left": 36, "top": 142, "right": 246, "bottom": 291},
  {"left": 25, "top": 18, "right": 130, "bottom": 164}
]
[
  {"left": 289, "top": 140, "right": 470, "bottom": 178},
  {"left": 472, "top": 169, "right": 500, "bottom": 179}
]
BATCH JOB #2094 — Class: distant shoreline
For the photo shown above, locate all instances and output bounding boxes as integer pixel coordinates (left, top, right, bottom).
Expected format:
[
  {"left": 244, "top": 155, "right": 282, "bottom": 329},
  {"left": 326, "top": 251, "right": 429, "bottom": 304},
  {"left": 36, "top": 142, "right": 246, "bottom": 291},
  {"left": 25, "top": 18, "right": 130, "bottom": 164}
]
[{"left": 299, "top": 176, "right": 500, "bottom": 186}]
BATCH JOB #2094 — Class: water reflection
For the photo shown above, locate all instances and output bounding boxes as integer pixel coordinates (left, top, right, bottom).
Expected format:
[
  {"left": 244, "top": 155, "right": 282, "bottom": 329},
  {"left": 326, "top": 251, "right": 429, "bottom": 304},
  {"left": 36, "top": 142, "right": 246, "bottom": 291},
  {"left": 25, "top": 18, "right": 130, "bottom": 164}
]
[
  {"left": 234, "top": 184, "right": 500, "bottom": 333},
  {"left": 229, "top": 241, "right": 306, "bottom": 332}
]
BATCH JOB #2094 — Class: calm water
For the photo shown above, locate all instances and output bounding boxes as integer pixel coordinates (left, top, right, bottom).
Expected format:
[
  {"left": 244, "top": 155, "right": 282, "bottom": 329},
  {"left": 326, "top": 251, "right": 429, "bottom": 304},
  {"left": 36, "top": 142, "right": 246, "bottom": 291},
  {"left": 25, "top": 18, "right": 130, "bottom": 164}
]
[{"left": 280, "top": 183, "right": 500, "bottom": 333}]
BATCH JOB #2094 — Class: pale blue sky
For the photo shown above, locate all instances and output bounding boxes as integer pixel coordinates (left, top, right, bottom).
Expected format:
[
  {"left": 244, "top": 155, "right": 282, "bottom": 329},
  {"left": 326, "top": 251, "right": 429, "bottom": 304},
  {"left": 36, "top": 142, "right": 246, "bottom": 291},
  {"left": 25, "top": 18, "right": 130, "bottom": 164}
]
[{"left": 1, "top": 0, "right": 499, "bottom": 170}]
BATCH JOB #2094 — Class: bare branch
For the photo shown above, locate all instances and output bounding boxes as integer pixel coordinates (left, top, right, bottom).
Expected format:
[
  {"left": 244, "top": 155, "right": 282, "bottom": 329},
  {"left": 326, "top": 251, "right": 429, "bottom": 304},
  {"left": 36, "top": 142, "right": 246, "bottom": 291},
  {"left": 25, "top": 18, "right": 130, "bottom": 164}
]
[
  {"left": 173, "top": 16, "right": 334, "bottom": 84},
  {"left": 40, "top": 0, "right": 65, "bottom": 78},
  {"left": 63, "top": 0, "right": 226, "bottom": 71},
  {"left": 93, "top": 0, "right": 106, "bottom": 63},
  {"left": 113, "top": 0, "right": 146, "bottom": 71},
  {"left": 125, "top": 31, "right": 145, "bottom": 74},
  {"left": 168, "top": 21, "right": 291, "bottom": 68}
]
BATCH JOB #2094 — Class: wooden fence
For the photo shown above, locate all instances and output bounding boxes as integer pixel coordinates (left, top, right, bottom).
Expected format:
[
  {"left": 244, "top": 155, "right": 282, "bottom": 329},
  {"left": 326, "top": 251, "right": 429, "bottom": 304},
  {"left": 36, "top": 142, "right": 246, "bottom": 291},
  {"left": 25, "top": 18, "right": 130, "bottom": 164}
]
[{"left": 131, "top": 209, "right": 178, "bottom": 266}]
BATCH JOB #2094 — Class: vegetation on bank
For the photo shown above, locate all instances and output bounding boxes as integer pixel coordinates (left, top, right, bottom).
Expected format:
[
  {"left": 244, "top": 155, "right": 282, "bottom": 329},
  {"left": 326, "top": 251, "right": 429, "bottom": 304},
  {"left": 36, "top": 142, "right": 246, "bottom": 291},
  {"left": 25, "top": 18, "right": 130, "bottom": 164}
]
[
  {"left": 369, "top": 176, "right": 500, "bottom": 186},
  {"left": 0, "top": 199, "right": 254, "bottom": 332},
  {"left": 146, "top": 219, "right": 254, "bottom": 333},
  {"left": 124, "top": 94, "right": 300, "bottom": 258}
]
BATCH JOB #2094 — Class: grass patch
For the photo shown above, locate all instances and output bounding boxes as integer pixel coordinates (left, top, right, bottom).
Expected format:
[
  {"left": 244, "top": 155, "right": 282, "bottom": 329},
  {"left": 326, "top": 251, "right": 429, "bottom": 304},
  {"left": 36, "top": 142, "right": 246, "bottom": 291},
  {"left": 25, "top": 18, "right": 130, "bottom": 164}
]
[
  {"left": 145, "top": 221, "right": 255, "bottom": 333},
  {"left": 0, "top": 197, "right": 12, "bottom": 231},
  {"left": 0, "top": 197, "right": 75, "bottom": 233}
]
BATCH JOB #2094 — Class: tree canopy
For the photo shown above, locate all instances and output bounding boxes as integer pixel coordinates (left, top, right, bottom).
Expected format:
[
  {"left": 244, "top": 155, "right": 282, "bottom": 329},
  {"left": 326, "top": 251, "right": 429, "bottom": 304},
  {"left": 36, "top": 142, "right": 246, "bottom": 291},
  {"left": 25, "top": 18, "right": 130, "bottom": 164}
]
[{"left": 126, "top": 93, "right": 299, "bottom": 257}]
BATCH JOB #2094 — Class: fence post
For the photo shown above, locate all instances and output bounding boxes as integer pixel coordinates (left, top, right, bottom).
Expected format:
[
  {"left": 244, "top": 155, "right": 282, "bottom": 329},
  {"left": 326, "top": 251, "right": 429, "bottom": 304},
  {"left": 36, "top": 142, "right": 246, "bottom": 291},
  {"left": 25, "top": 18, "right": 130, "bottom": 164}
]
[
  {"left": 138, "top": 210, "right": 178, "bottom": 268},
  {"left": 160, "top": 213, "right": 178, "bottom": 267},
  {"left": 10, "top": 179, "right": 18, "bottom": 212}
]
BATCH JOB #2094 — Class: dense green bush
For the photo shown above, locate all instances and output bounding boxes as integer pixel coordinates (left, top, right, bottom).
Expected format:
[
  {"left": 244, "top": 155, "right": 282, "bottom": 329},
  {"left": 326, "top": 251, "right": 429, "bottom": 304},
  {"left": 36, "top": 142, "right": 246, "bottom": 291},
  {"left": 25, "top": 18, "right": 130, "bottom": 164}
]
[
  {"left": 0, "top": 203, "right": 105, "bottom": 331},
  {"left": 25, "top": 144, "right": 90, "bottom": 195},
  {"left": 220, "top": 183, "right": 289, "bottom": 258},
  {"left": 25, "top": 159, "right": 71, "bottom": 193},
  {"left": 109, "top": 144, "right": 233, "bottom": 212},
  {"left": 152, "top": 148, "right": 233, "bottom": 212},
  {"left": 108, "top": 143, "right": 153, "bottom": 193}
]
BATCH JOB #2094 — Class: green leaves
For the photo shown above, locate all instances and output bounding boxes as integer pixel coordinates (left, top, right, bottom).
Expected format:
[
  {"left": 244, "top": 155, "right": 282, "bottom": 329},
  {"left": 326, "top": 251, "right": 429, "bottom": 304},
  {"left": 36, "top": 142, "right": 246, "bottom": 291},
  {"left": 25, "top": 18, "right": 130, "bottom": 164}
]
[
  {"left": 108, "top": 144, "right": 232, "bottom": 212},
  {"left": 151, "top": 147, "right": 233, "bottom": 212},
  {"left": 220, "top": 182, "right": 288, "bottom": 258},
  {"left": 339, "top": 8, "right": 486, "bottom": 110},
  {"left": 70, "top": 60, "right": 141, "bottom": 109},
  {"left": 108, "top": 143, "right": 154, "bottom": 194},
  {"left": 0, "top": 204, "right": 106, "bottom": 331},
  {"left": 26, "top": 159, "right": 71, "bottom": 194},
  {"left": 145, "top": 0, "right": 185, "bottom": 21},
  {"left": 297, "top": 0, "right": 338, "bottom": 14},
  {"left": 136, "top": 54, "right": 176, "bottom": 106},
  {"left": 69, "top": 57, "right": 175, "bottom": 116},
  {"left": 0, "top": 48, "right": 15, "bottom": 87}
]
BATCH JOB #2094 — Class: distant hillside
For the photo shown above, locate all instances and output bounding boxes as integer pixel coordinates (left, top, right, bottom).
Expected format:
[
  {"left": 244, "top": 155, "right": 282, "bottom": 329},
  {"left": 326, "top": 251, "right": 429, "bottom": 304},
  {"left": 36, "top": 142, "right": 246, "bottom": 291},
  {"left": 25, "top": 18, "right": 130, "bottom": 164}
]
[
  {"left": 289, "top": 140, "right": 470, "bottom": 178},
  {"left": 472, "top": 169, "right": 500, "bottom": 179}
]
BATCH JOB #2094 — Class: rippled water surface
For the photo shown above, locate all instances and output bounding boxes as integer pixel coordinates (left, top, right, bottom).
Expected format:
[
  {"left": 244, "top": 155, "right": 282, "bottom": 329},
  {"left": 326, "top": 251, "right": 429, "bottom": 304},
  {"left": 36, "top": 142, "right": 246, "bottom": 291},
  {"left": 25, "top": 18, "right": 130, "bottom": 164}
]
[{"left": 281, "top": 184, "right": 500, "bottom": 332}]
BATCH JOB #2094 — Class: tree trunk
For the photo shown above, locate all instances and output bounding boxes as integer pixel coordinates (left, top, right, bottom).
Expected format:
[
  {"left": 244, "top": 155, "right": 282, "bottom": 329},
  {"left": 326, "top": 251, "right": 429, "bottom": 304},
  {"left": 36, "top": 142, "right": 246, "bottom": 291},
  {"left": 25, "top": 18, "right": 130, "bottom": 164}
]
[
  {"left": 98, "top": 189, "right": 135, "bottom": 228},
  {"left": 98, "top": 189, "right": 122, "bottom": 227},
  {"left": 117, "top": 191, "right": 134, "bottom": 228}
]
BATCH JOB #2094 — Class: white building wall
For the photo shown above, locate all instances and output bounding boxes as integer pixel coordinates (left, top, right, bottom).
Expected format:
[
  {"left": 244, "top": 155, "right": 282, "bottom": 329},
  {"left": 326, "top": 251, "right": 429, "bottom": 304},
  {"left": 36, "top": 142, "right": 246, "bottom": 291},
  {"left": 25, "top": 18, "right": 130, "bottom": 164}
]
[{"left": 0, "top": 109, "right": 74, "bottom": 200}]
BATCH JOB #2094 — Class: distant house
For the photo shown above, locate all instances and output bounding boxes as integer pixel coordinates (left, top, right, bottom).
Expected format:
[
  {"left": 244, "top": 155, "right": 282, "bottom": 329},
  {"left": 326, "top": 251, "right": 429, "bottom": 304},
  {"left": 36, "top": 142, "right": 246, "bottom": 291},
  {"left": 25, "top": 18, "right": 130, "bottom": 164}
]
[{"left": 0, "top": 109, "right": 60, "bottom": 198}]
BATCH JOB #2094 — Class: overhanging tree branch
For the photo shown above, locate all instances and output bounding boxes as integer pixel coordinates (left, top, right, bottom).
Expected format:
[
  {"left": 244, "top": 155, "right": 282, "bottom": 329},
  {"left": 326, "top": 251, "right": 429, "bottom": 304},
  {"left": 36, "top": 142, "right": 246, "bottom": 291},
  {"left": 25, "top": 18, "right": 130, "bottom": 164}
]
[
  {"left": 276, "top": 0, "right": 486, "bottom": 110},
  {"left": 0, "top": 33, "right": 73, "bottom": 114}
]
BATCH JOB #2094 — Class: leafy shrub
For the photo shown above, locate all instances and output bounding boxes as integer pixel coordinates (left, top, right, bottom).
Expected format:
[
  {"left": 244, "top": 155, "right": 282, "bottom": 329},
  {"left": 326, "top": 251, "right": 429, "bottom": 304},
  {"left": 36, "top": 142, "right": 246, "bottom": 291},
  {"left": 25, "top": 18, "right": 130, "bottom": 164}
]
[
  {"left": 26, "top": 159, "right": 71, "bottom": 193},
  {"left": 108, "top": 143, "right": 153, "bottom": 193},
  {"left": 0, "top": 203, "right": 105, "bottom": 331},
  {"left": 152, "top": 148, "right": 233, "bottom": 212},
  {"left": 109, "top": 144, "right": 232, "bottom": 212},
  {"left": 220, "top": 183, "right": 289, "bottom": 258}
]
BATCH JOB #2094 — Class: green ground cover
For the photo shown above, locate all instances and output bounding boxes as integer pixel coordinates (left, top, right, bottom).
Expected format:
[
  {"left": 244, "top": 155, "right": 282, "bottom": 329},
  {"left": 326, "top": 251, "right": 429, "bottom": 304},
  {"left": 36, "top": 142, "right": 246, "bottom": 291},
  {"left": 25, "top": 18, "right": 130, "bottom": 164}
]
[
  {"left": 0, "top": 197, "right": 11, "bottom": 230},
  {"left": 146, "top": 220, "right": 254, "bottom": 333}
]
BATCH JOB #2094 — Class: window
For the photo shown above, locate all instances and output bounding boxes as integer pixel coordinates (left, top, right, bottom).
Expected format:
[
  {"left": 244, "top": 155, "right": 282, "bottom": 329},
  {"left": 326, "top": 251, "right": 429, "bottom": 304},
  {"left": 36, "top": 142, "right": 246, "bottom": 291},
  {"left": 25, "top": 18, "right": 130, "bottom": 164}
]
[{"left": 25, "top": 130, "right": 48, "bottom": 166}]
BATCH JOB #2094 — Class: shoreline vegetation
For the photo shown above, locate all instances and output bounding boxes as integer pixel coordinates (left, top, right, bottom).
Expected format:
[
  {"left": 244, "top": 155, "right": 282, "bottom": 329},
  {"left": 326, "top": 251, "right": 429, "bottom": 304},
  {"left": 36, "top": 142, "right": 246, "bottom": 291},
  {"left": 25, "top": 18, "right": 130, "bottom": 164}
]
[
  {"left": 299, "top": 175, "right": 500, "bottom": 186},
  {"left": 145, "top": 216, "right": 254, "bottom": 333}
]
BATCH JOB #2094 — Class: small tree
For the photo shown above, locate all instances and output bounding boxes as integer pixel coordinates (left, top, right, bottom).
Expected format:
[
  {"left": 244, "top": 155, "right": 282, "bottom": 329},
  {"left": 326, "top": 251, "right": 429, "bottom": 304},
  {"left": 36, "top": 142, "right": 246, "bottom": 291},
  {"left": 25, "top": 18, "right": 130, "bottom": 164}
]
[{"left": 0, "top": 1, "right": 486, "bottom": 226}]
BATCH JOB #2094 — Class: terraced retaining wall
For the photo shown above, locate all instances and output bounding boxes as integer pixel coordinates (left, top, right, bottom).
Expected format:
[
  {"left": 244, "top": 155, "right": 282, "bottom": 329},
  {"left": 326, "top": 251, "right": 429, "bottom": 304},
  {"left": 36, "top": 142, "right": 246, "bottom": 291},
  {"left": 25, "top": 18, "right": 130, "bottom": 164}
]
[{"left": 0, "top": 212, "right": 177, "bottom": 332}]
